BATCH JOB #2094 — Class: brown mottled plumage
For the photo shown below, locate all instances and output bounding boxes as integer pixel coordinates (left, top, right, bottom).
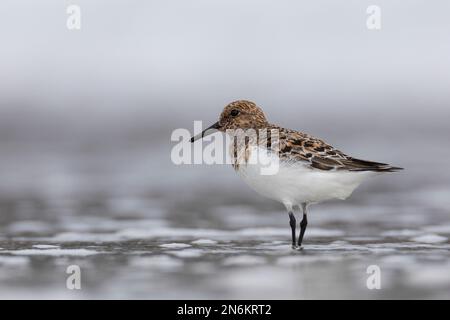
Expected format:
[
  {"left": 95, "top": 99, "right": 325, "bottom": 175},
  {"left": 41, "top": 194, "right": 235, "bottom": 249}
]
[
  {"left": 218, "top": 100, "right": 269, "bottom": 130},
  {"left": 191, "top": 100, "right": 403, "bottom": 249},
  {"left": 216, "top": 100, "right": 402, "bottom": 172}
]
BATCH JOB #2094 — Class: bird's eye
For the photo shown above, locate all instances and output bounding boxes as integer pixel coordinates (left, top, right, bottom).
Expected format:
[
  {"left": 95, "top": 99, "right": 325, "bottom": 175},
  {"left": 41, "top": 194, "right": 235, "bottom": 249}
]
[{"left": 230, "top": 109, "right": 240, "bottom": 117}]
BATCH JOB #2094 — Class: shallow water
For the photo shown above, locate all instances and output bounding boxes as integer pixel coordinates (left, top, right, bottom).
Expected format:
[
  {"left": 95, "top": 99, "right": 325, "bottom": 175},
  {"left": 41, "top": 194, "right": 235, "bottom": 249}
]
[
  {"left": 1, "top": 191, "right": 450, "bottom": 299},
  {"left": 1, "top": 138, "right": 450, "bottom": 299},
  {"left": 1, "top": 227, "right": 450, "bottom": 299}
]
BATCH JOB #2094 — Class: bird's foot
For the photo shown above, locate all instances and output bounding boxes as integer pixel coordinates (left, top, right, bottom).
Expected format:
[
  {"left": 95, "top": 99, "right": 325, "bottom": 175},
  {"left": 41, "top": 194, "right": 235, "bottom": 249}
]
[{"left": 291, "top": 244, "right": 304, "bottom": 251}]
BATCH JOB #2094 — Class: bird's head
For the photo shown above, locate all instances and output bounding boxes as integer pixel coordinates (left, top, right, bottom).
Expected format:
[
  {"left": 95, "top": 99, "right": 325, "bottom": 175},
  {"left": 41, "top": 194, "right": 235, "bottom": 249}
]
[{"left": 191, "top": 100, "right": 268, "bottom": 142}]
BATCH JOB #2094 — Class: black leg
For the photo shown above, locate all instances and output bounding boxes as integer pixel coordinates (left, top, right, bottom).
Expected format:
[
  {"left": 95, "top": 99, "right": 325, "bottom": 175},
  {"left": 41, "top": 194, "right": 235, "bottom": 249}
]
[
  {"left": 298, "top": 213, "right": 308, "bottom": 247},
  {"left": 288, "top": 212, "right": 296, "bottom": 248}
]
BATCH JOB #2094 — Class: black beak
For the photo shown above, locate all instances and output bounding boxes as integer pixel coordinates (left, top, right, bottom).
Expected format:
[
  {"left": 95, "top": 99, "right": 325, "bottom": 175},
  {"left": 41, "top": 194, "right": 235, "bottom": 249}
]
[{"left": 190, "top": 121, "right": 221, "bottom": 143}]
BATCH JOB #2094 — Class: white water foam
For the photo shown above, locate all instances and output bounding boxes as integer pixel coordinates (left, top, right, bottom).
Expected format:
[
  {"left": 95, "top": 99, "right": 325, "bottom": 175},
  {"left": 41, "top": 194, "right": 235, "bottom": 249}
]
[
  {"left": 159, "top": 243, "right": 191, "bottom": 249},
  {"left": 411, "top": 234, "right": 448, "bottom": 244},
  {"left": 7, "top": 248, "right": 101, "bottom": 256}
]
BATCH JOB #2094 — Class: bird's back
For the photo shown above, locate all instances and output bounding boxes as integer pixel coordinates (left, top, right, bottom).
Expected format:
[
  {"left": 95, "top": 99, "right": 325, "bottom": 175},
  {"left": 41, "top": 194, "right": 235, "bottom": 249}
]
[{"left": 264, "top": 125, "right": 403, "bottom": 172}]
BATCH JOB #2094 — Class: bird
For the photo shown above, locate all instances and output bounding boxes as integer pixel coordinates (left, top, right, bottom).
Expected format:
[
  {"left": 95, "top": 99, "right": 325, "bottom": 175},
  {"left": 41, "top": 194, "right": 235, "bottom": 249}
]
[{"left": 191, "top": 100, "right": 402, "bottom": 249}]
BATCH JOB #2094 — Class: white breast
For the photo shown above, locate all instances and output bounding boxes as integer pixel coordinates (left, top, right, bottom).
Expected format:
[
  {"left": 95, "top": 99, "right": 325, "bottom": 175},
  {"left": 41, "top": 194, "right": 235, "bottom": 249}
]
[{"left": 235, "top": 146, "right": 375, "bottom": 206}]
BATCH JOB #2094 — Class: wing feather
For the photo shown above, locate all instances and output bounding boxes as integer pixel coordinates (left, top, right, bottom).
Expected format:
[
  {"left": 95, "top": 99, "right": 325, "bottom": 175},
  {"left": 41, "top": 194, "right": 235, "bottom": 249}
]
[{"left": 265, "top": 126, "right": 403, "bottom": 172}]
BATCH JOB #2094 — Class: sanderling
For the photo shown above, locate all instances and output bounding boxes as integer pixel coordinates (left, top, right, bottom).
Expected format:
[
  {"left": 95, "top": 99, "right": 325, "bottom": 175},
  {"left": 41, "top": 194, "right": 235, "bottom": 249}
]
[{"left": 191, "top": 100, "right": 402, "bottom": 249}]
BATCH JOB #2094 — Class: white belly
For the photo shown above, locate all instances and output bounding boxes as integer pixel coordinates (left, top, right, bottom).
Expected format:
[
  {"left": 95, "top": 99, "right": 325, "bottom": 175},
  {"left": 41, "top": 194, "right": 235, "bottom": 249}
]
[{"left": 235, "top": 146, "right": 375, "bottom": 206}]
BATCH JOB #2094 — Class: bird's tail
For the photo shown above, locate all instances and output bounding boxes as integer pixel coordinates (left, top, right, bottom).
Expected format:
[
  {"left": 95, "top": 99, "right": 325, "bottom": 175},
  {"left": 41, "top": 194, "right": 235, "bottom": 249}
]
[{"left": 344, "top": 158, "right": 404, "bottom": 172}]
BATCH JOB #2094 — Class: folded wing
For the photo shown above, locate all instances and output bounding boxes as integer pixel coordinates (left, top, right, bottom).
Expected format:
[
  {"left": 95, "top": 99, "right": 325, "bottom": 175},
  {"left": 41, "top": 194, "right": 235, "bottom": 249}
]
[{"left": 271, "top": 126, "right": 403, "bottom": 172}]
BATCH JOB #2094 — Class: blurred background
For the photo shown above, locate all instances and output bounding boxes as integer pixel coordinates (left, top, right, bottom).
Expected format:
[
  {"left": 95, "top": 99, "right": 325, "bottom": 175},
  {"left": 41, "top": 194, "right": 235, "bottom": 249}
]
[{"left": 0, "top": 0, "right": 449, "bottom": 299}]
